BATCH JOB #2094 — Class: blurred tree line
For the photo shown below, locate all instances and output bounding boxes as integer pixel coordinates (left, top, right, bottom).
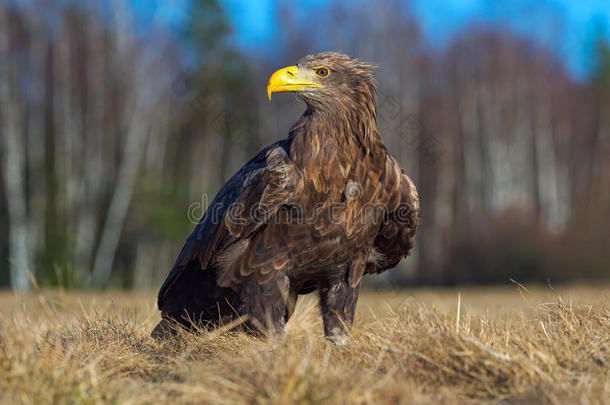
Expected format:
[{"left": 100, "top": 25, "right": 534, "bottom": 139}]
[{"left": 0, "top": 0, "right": 608, "bottom": 290}]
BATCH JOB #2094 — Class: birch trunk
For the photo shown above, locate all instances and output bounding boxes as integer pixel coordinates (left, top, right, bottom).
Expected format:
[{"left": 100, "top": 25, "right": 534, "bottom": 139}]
[
  {"left": 73, "top": 19, "right": 106, "bottom": 283},
  {"left": 0, "top": 6, "right": 33, "bottom": 290},
  {"left": 26, "top": 8, "right": 47, "bottom": 280},
  {"left": 88, "top": 0, "right": 151, "bottom": 286},
  {"left": 89, "top": 106, "right": 149, "bottom": 286}
]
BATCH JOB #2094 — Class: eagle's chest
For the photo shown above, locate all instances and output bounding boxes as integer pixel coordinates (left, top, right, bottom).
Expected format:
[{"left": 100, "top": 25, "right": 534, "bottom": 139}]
[{"left": 302, "top": 158, "right": 388, "bottom": 242}]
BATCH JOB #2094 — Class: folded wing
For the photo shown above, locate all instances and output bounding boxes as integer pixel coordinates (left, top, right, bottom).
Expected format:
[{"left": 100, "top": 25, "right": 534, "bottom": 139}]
[{"left": 157, "top": 140, "right": 303, "bottom": 314}]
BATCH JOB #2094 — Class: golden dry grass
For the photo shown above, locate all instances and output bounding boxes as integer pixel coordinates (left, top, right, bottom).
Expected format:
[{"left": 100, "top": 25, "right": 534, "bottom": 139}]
[{"left": 0, "top": 285, "right": 608, "bottom": 404}]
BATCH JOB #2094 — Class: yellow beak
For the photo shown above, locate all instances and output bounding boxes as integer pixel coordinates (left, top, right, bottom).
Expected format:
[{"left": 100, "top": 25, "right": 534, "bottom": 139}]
[{"left": 267, "top": 65, "right": 322, "bottom": 100}]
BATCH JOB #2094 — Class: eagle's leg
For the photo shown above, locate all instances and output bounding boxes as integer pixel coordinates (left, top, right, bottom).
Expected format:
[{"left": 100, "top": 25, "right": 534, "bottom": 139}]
[
  {"left": 238, "top": 273, "right": 290, "bottom": 338},
  {"left": 318, "top": 277, "right": 362, "bottom": 345}
]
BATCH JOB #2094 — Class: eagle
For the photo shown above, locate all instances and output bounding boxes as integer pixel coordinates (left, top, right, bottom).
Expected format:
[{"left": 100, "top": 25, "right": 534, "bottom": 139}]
[{"left": 153, "top": 52, "right": 419, "bottom": 344}]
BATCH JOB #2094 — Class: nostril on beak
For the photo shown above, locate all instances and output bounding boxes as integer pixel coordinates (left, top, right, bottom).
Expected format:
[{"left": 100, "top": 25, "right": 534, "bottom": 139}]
[{"left": 287, "top": 70, "right": 294, "bottom": 77}]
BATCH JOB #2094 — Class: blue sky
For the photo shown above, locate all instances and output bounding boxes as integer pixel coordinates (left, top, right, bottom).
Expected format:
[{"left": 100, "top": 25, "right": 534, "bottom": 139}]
[
  {"left": 10, "top": 0, "right": 609, "bottom": 79},
  {"left": 407, "top": 0, "right": 610, "bottom": 78},
  {"left": 215, "top": 0, "right": 610, "bottom": 79}
]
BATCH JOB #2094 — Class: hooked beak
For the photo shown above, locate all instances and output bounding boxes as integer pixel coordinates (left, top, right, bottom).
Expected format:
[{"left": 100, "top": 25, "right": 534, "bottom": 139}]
[{"left": 267, "top": 65, "right": 322, "bottom": 100}]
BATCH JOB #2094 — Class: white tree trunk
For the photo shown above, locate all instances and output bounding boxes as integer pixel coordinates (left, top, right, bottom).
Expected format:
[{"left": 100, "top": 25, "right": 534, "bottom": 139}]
[
  {"left": 0, "top": 6, "right": 33, "bottom": 290},
  {"left": 89, "top": 100, "right": 150, "bottom": 287},
  {"left": 25, "top": 7, "right": 47, "bottom": 281},
  {"left": 88, "top": 0, "right": 152, "bottom": 287},
  {"left": 72, "top": 19, "right": 106, "bottom": 283}
]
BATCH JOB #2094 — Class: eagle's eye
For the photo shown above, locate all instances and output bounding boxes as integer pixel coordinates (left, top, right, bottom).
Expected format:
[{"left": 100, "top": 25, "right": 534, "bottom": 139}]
[{"left": 314, "top": 67, "right": 329, "bottom": 78}]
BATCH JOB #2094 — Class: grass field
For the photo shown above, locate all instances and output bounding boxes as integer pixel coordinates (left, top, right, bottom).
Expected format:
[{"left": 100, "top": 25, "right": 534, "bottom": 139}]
[{"left": 0, "top": 285, "right": 608, "bottom": 404}]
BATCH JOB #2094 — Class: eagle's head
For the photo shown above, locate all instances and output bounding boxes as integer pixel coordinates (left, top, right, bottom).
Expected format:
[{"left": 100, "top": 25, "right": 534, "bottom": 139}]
[{"left": 267, "top": 52, "right": 377, "bottom": 115}]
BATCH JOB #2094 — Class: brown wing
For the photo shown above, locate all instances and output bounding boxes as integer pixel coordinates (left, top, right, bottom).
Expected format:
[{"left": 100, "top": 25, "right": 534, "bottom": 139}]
[
  {"left": 157, "top": 140, "right": 303, "bottom": 309},
  {"left": 367, "top": 155, "right": 420, "bottom": 274}
]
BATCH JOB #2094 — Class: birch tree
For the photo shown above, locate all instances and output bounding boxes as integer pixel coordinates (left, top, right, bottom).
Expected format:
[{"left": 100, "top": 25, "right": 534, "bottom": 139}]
[{"left": 0, "top": 5, "right": 33, "bottom": 289}]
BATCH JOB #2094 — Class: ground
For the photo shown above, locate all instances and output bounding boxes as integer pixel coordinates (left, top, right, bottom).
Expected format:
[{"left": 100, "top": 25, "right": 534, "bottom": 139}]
[{"left": 0, "top": 285, "right": 608, "bottom": 404}]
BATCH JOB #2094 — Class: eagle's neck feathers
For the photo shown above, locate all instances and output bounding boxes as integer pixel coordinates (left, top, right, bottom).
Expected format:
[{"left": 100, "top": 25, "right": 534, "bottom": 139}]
[{"left": 288, "top": 93, "right": 386, "bottom": 193}]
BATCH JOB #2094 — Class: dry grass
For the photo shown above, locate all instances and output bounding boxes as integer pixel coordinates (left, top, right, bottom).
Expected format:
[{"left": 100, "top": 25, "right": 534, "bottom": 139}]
[{"left": 0, "top": 285, "right": 608, "bottom": 404}]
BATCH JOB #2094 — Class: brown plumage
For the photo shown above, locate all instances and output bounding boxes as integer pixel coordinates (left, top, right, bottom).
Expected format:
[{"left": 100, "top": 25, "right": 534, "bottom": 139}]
[{"left": 153, "top": 52, "right": 419, "bottom": 343}]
